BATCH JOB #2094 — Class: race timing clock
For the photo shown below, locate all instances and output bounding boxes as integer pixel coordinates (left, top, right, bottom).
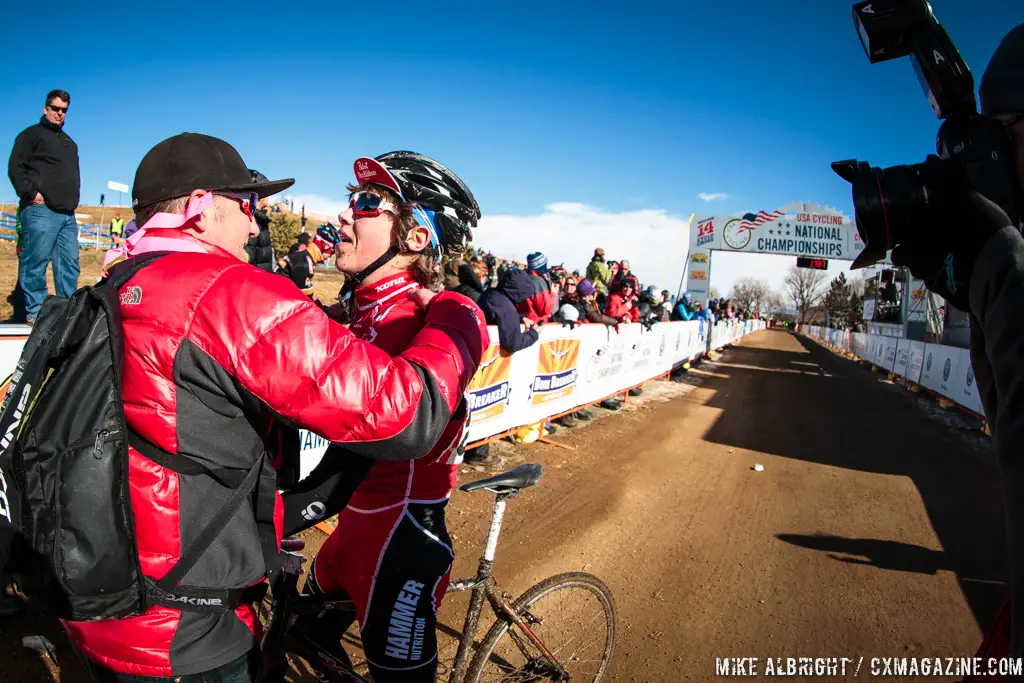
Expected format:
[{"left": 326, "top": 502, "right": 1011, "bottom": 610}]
[{"left": 796, "top": 257, "right": 828, "bottom": 270}]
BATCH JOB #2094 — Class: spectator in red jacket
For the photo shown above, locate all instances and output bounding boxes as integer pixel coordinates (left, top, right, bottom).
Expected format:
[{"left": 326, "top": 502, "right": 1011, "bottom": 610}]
[
  {"left": 610, "top": 258, "right": 640, "bottom": 297},
  {"left": 606, "top": 280, "right": 638, "bottom": 322},
  {"left": 518, "top": 250, "right": 557, "bottom": 323}
]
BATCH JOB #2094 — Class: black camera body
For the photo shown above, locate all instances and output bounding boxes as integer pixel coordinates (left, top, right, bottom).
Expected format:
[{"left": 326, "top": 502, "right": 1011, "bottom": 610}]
[{"left": 833, "top": 0, "right": 1020, "bottom": 268}]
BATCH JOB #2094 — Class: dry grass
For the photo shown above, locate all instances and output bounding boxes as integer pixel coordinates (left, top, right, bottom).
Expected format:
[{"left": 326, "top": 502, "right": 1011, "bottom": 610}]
[
  {"left": 0, "top": 204, "right": 135, "bottom": 226},
  {"left": 0, "top": 240, "right": 349, "bottom": 320}
]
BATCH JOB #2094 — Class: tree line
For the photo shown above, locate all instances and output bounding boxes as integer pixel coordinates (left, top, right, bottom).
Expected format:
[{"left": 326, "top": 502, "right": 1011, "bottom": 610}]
[{"left": 727, "top": 267, "right": 867, "bottom": 327}]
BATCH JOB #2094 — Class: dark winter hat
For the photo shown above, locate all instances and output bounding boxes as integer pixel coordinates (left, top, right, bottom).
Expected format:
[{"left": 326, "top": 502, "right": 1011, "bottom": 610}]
[
  {"left": 527, "top": 251, "right": 548, "bottom": 273},
  {"left": 980, "top": 24, "right": 1024, "bottom": 116},
  {"left": 297, "top": 232, "right": 311, "bottom": 245},
  {"left": 133, "top": 133, "right": 294, "bottom": 208}
]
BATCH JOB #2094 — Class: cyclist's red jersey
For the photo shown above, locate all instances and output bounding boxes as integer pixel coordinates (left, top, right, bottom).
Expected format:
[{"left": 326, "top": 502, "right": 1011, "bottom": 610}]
[{"left": 346, "top": 271, "right": 469, "bottom": 508}]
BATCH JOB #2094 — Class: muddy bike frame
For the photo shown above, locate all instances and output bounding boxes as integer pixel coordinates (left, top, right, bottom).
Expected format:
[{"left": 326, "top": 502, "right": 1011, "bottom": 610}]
[{"left": 263, "top": 488, "right": 567, "bottom": 683}]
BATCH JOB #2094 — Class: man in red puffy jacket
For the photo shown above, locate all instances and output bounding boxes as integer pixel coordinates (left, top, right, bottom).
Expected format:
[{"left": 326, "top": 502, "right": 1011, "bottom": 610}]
[
  {"left": 69, "top": 134, "right": 487, "bottom": 683},
  {"left": 298, "top": 152, "right": 484, "bottom": 682}
]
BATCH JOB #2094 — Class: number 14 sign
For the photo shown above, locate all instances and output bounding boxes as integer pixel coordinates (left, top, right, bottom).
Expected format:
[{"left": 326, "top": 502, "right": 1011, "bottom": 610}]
[{"left": 696, "top": 220, "right": 715, "bottom": 247}]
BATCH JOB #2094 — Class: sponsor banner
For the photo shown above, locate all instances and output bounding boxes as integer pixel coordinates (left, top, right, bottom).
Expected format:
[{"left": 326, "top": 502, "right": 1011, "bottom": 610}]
[
  {"left": 934, "top": 345, "right": 962, "bottom": 399},
  {"left": 956, "top": 348, "right": 984, "bottom": 415},
  {"left": 893, "top": 340, "right": 911, "bottom": 378},
  {"left": 850, "top": 332, "right": 866, "bottom": 359},
  {"left": 685, "top": 249, "right": 712, "bottom": 301},
  {"left": 298, "top": 431, "right": 330, "bottom": 480},
  {"left": 879, "top": 337, "right": 898, "bottom": 371},
  {"left": 918, "top": 344, "right": 963, "bottom": 397},
  {"left": 905, "top": 341, "right": 926, "bottom": 385},
  {"left": 531, "top": 339, "right": 580, "bottom": 406},
  {"left": 866, "top": 335, "right": 878, "bottom": 365},
  {"left": 0, "top": 320, "right": 766, "bottom": 481},
  {"left": 467, "top": 341, "right": 513, "bottom": 423},
  {"left": 918, "top": 344, "right": 940, "bottom": 393},
  {"left": 0, "top": 327, "right": 31, "bottom": 406}
]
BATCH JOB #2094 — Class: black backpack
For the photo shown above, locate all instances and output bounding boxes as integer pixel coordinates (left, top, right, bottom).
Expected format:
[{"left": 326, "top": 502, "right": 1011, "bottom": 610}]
[{"left": 0, "top": 253, "right": 277, "bottom": 621}]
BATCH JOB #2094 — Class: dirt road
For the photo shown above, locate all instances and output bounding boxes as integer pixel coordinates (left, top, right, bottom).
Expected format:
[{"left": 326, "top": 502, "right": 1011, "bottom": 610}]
[
  {"left": 435, "top": 329, "right": 1005, "bottom": 682},
  {"left": 1, "top": 329, "right": 1006, "bottom": 681}
]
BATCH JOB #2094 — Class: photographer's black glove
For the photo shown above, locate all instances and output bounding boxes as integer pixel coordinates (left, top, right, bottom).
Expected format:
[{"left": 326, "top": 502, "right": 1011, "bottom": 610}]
[{"left": 889, "top": 156, "right": 1015, "bottom": 312}]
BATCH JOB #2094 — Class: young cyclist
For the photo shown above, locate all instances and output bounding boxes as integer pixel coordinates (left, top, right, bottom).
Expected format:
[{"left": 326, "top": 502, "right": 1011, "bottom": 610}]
[{"left": 297, "top": 151, "right": 482, "bottom": 682}]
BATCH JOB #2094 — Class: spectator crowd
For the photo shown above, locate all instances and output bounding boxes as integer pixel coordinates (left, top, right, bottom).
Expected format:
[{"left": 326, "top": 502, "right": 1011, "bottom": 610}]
[{"left": 446, "top": 245, "right": 770, "bottom": 343}]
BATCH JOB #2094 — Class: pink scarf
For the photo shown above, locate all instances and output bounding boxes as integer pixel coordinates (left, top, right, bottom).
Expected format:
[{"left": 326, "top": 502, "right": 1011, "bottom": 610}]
[{"left": 102, "top": 194, "right": 218, "bottom": 274}]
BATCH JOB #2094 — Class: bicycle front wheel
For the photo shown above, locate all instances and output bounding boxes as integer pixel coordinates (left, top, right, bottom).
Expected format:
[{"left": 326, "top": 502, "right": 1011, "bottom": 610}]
[{"left": 465, "top": 572, "right": 616, "bottom": 683}]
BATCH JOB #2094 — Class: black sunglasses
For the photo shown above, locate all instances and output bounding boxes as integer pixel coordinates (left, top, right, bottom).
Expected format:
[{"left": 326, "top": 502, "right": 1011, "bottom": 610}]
[{"left": 48, "top": 104, "right": 68, "bottom": 114}]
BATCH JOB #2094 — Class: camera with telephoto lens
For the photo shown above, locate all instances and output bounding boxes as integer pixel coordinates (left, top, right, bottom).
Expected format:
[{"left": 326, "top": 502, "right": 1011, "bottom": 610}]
[{"left": 831, "top": 0, "right": 1021, "bottom": 269}]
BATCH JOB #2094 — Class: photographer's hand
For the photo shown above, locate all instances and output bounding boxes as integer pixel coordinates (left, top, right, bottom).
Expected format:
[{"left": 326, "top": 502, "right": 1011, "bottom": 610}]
[{"left": 890, "top": 157, "right": 1014, "bottom": 311}]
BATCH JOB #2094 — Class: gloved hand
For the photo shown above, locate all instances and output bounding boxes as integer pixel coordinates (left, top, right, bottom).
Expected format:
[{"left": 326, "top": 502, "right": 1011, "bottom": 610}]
[{"left": 889, "top": 156, "right": 1015, "bottom": 312}]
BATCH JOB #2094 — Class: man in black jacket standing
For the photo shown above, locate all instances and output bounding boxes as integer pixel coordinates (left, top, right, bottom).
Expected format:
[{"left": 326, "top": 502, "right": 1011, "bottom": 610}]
[{"left": 7, "top": 89, "right": 81, "bottom": 325}]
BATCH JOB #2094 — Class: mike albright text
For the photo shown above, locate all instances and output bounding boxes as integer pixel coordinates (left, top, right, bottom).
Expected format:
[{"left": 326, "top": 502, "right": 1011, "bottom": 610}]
[{"left": 715, "top": 656, "right": 1024, "bottom": 677}]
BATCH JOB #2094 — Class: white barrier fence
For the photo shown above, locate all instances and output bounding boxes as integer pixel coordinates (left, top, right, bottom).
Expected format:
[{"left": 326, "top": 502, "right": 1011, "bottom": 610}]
[
  {"left": 0, "top": 318, "right": 765, "bottom": 477},
  {"left": 801, "top": 326, "right": 984, "bottom": 417}
]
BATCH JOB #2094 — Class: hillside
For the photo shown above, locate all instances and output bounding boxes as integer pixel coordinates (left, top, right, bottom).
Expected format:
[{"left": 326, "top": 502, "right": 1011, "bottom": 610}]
[{"left": 0, "top": 240, "right": 348, "bottom": 320}]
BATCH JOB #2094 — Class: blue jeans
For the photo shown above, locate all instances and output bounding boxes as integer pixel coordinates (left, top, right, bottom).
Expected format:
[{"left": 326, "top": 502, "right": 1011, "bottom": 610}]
[
  {"left": 18, "top": 203, "right": 80, "bottom": 320},
  {"left": 81, "top": 647, "right": 264, "bottom": 683}
]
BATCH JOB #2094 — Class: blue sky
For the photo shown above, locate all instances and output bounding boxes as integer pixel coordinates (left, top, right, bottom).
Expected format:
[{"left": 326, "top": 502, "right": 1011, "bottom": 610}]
[{"left": 2, "top": 0, "right": 1021, "bottom": 297}]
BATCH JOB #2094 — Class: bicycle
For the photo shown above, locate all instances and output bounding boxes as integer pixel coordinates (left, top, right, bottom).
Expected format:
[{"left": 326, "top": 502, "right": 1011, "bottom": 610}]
[{"left": 261, "top": 463, "right": 617, "bottom": 682}]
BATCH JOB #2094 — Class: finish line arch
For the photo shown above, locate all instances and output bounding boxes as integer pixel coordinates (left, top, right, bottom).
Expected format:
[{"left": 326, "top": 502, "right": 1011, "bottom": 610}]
[{"left": 682, "top": 201, "right": 864, "bottom": 303}]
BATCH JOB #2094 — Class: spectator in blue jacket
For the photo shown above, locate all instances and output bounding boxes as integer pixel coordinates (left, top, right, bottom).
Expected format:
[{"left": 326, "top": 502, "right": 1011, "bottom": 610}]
[
  {"left": 672, "top": 292, "right": 697, "bottom": 321},
  {"left": 477, "top": 269, "right": 540, "bottom": 353}
]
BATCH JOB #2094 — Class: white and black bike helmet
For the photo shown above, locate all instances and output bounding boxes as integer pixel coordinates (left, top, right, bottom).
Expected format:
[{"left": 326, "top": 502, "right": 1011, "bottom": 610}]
[
  {"left": 372, "top": 150, "right": 481, "bottom": 252},
  {"left": 344, "top": 151, "right": 482, "bottom": 291}
]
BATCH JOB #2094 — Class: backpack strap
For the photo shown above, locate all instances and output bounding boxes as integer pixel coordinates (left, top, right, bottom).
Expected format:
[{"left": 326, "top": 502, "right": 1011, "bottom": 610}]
[
  {"left": 104, "top": 252, "right": 170, "bottom": 291},
  {"left": 108, "top": 256, "right": 281, "bottom": 612},
  {"left": 128, "top": 431, "right": 279, "bottom": 613}
]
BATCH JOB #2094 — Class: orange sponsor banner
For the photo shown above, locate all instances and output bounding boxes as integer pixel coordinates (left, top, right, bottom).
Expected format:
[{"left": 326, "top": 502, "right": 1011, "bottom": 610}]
[
  {"left": 530, "top": 339, "right": 579, "bottom": 406},
  {"left": 467, "top": 344, "right": 513, "bottom": 423}
]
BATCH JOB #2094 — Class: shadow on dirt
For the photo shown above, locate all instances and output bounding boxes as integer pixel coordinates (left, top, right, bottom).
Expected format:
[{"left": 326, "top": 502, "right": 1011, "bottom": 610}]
[
  {"left": 777, "top": 533, "right": 950, "bottom": 575},
  {"left": 701, "top": 332, "right": 1005, "bottom": 632}
]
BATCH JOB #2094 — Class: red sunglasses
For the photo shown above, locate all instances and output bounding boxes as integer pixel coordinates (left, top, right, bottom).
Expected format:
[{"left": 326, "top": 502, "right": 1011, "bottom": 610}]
[
  {"left": 215, "top": 192, "right": 258, "bottom": 221},
  {"left": 350, "top": 191, "right": 397, "bottom": 217}
]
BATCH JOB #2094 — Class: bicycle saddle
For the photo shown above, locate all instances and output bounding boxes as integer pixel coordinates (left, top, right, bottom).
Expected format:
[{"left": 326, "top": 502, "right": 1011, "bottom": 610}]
[{"left": 459, "top": 463, "right": 543, "bottom": 493}]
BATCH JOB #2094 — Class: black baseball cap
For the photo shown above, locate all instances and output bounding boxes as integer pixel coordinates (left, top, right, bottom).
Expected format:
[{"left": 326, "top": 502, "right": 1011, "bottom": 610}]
[{"left": 132, "top": 133, "right": 294, "bottom": 208}]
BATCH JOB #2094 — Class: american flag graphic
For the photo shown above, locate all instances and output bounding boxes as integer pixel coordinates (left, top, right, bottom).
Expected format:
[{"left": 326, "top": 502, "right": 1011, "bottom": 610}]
[{"left": 738, "top": 209, "right": 786, "bottom": 232}]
